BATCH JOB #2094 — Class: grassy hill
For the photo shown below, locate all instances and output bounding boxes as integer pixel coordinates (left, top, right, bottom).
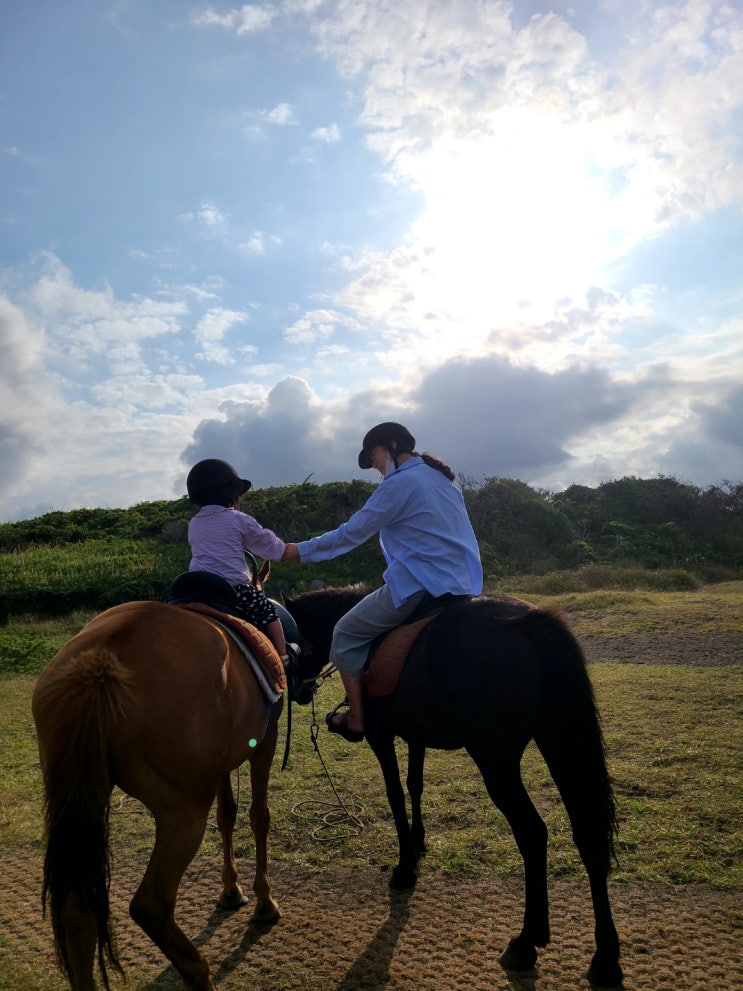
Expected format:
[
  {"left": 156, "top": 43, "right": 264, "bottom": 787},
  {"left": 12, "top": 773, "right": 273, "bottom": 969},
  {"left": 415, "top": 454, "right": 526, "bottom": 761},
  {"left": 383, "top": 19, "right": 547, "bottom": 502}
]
[{"left": 1, "top": 475, "right": 741, "bottom": 627}]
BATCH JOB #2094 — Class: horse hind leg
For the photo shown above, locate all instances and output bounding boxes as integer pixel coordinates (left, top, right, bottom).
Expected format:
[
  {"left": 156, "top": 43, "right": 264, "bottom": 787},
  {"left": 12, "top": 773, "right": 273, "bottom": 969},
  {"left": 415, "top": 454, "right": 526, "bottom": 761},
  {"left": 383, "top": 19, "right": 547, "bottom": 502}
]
[
  {"left": 129, "top": 807, "right": 215, "bottom": 991},
  {"left": 246, "top": 718, "right": 281, "bottom": 924},
  {"left": 535, "top": 733, "right": 622, "bottom": 985},
  {"left": 468, "top": 747, "right": 549, "bottom": 972},
  {"left": 216, "top": 774, "right": 249, "bottom": 909}
]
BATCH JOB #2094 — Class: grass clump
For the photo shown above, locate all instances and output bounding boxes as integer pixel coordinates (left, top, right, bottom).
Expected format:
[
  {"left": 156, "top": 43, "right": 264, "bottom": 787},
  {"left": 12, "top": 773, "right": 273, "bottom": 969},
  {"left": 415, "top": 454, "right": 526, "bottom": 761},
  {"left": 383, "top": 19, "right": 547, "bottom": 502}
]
[
  {"left": 500, "top": 565, "right": 700, "bottom": 597},
  {"left": 0, "top": 613, "right": 94, "bottom": 675}
]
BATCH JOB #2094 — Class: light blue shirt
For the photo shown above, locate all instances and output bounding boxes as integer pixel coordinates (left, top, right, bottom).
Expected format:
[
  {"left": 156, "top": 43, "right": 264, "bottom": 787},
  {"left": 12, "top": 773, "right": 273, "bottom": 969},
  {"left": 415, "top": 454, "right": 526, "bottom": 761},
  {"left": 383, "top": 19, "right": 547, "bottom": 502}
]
[{"left": 297, "top": 458, "right": 483, "bottom": 607}]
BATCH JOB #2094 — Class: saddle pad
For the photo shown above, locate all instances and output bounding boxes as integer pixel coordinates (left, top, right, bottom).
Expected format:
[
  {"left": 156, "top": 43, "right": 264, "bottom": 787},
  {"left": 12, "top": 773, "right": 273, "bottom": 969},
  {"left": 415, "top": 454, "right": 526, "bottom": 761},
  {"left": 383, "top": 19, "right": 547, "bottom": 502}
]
[
  {"left": 176, "top": 603, "right": 285, "bottom": 701},
  {"left": 362, "top": 615, "right": 437, "bottom": 697}
]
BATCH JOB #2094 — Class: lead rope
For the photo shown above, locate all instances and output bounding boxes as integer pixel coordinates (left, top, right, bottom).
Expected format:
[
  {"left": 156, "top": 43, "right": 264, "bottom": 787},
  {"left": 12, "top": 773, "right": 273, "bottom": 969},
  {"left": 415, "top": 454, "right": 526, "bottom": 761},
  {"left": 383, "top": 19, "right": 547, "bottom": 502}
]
[{"left": 290, "top": 683, "right": 364, "bottom": 841}]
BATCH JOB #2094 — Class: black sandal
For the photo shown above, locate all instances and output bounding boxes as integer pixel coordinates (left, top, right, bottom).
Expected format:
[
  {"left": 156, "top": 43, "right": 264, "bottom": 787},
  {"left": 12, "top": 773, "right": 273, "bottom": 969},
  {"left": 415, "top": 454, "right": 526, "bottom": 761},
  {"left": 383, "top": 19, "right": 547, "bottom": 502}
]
[{"left": 325, "top": 709, "right": 364, "bottom": 743}]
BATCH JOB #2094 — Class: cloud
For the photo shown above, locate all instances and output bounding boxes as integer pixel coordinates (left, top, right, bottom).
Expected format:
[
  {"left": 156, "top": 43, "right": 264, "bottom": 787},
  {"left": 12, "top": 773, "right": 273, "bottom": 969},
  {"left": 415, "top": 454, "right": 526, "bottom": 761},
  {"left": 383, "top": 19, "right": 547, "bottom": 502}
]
[
  {"left": 647, "top": 381, "right": 743, "bottom": 488},
  {"left": 179, "top": 201, "right": 230, "bottom": 230},
  {"left": 193, "top": 308, "right": 251, "bottom": 364},
  {"left": 310, "top": 123, "right": 341, "bottom": 143},
  {"left": 17, "top": 255, "right": 187, "bottom": 378},
  {"left": 180, "top": 353, "right": 645, "bottom": 491},
  {"left": 695, "top": 384, "right": 743, "bottom": 449},
  {"left": 408, "top": 354, "right": 636, "bottom": 477},
  {"left": 181, "top": 376, "right": 333, "bottom": 486},
  {"left": 282, "top": 309, "right": 342, "bottom": 344},
  {"left": 262, "top": 102, "right": 297, "bottom": 125},
  {"left": 305, "top": 1, "right": 743, "bottom": 278},
  {"left": 0, "top": 257, "right": 215, "bottom": 519},
  {"left": 191, "top": 4, "right": 276, "bottom": 35},
  {"left": 0, "top": 297, "right": 47, "bottom": 495},
  {"left": 237, "top": 230, "right": 282, "bottom": 255}
]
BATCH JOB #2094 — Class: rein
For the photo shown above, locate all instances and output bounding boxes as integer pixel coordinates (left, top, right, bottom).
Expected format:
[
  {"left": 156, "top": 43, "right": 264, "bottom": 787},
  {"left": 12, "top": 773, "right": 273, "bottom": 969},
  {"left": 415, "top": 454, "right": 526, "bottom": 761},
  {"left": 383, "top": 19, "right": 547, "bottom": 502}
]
[
  {"left": 280, "top": 662, "right": 364, "bottom": 839},
  {"left": 280, "top": 659, "right": 335, "bottom": 770}
]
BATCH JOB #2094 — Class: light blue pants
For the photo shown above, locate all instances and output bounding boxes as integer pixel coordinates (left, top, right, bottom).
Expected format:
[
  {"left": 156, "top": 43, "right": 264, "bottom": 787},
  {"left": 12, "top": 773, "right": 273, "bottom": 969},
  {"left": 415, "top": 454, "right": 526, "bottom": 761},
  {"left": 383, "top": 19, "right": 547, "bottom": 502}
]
[{"left": 330, "top": 584, "right": 427, "bottom": 676}]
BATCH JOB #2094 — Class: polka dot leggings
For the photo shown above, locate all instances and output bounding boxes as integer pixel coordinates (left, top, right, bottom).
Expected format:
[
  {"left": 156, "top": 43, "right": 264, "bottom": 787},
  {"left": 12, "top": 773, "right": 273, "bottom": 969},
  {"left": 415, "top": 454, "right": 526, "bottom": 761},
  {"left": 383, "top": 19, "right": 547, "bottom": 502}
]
[{"left": 233, "top": 583, "right": 278, "bottom": 629}]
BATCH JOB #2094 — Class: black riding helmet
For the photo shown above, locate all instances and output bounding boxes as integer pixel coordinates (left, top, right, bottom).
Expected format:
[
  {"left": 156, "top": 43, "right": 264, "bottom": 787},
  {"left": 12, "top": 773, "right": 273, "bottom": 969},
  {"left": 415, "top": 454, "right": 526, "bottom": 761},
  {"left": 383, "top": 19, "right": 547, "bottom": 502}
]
[
  {"left": 186, "top": 459, "right": 252, "bottom": 507},
  {"left": 358, "top": 422, "right": 416, "bottom": 469}
]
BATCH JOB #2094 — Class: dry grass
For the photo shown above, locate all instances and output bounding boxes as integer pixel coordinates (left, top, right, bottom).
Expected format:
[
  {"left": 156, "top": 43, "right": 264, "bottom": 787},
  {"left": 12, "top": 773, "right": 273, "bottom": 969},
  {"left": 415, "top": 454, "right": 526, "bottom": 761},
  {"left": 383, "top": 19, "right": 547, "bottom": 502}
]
[{"left": 522, "top": 581, "right": 743, "bottom": 636}]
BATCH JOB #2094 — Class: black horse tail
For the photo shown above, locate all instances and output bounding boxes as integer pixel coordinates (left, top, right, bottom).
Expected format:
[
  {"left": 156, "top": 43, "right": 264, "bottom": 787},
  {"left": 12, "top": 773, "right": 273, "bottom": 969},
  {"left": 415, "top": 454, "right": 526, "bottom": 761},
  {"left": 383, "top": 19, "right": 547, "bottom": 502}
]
[
  {"left": 526, "top": 611, "right": 618, "bottom": 872},
  {"left": 33, "top": 647, "right": 132, "bottom": 991}
]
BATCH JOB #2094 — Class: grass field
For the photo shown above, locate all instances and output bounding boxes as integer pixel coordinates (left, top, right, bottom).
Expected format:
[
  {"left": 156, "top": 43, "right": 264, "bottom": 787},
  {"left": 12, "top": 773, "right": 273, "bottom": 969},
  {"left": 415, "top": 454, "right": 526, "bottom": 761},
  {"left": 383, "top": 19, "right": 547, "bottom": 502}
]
[
  {"left": 0, "top": 585, "right": 741, "bottom": 991},
  {"left": 1, "top": 664, "right": 740, "bottom": 900},
  {"left": 1, "top": 584, "right": 741, "bottom": 891}
]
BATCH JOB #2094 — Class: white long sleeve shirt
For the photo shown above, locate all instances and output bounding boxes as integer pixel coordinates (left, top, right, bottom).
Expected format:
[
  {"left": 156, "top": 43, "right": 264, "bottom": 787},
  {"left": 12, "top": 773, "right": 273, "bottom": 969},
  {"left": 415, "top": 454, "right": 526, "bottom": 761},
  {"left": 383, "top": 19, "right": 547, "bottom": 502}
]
[{"left": 188, "top": 505, "right": 285, "bottom": 584}]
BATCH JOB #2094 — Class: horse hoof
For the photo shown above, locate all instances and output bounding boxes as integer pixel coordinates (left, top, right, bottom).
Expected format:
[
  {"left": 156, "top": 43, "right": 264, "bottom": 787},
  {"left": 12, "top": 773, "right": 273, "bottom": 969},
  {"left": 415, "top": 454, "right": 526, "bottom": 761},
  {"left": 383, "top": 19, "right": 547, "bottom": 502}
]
[
  {"left": 217, "top": 889, "right": 249, "bottom": 910},
  {"left": 499, "top": 938, "right": 538, "bottom": 972},
  {"left": 389, "top": 865, "right": 417, "bottom": 890},
  {"left": 586, "top": 956, "right": 623, "bottom": 988},
  {"left": 250, "top": 899, "right": 282, "bottom": 925}
]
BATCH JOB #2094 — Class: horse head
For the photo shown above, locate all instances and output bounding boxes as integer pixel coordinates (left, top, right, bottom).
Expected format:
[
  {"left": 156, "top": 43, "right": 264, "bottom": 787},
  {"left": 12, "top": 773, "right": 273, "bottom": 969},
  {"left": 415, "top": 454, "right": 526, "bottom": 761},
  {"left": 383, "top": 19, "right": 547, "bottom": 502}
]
[{"left": 282, "top": 584, "right": 369, "bottom": 686}]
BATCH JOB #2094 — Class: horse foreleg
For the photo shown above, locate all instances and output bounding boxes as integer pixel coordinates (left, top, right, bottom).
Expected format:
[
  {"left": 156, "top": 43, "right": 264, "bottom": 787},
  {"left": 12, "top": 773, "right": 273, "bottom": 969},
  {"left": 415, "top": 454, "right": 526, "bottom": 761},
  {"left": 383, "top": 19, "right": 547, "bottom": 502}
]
[
  {"left": 470, "top": 750, "right": 549, "bottom": 972},
  {"left": 368, "top": 732, "right": 417, "bottom": 889},
  {"left": 247, "top": 718, "right": 281, "bottom": 924},
  {"left": 216, "top": 773, "right": 248, "bottom": 909},
  {"left": 406, "top": 743, "right": 427, "bottom": 859},
  {"left": 130, "top": 808, "right": 214, "bottom": 991}
]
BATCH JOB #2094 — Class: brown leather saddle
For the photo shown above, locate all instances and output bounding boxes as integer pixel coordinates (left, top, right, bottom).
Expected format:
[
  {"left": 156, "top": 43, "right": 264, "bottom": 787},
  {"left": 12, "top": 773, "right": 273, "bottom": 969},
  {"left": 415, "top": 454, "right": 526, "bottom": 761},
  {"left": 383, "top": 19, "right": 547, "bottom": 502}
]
[
  {"left": 166, "top": 572, "right": 286, "bottom": 695},
  {"left": 362, "top": 593, "right": 470, "bottom": 697}
]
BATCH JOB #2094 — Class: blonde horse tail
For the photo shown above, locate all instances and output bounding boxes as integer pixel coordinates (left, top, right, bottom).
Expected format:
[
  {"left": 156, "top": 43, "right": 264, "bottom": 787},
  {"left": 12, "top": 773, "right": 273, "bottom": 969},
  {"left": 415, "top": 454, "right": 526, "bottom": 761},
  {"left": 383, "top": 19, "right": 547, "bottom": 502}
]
[{"left": 34, "top": 646, "right": 133, "bottom": 991}]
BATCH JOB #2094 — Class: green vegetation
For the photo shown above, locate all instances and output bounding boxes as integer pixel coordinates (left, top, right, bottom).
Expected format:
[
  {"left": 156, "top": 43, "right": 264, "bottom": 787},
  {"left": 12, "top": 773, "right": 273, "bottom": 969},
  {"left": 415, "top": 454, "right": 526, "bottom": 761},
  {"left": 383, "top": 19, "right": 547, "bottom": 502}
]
[
  {"left": 2, "top": 660, "right": 740, "bottom": 889},
  {"left": 1, "top": 474, "right": 742, "bottom": 624}
]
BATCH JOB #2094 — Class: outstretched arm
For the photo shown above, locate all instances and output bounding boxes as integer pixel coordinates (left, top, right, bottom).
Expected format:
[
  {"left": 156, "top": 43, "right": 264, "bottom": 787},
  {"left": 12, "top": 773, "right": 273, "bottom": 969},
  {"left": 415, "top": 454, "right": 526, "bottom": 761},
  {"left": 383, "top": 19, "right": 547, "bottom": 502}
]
[{"left": 282, "top": 543, "right": 300, "bottom": 562}]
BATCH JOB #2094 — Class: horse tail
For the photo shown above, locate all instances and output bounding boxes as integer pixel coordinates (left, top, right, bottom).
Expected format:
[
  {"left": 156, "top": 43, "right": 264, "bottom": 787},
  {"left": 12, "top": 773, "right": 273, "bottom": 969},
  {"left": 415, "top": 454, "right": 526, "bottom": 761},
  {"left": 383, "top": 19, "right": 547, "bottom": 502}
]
[
  {"left": 33, "top": 646, "right": 133, "bottom": 991},
  {"left": 525, "top": 611, "right": 618, "bottom": 871}
]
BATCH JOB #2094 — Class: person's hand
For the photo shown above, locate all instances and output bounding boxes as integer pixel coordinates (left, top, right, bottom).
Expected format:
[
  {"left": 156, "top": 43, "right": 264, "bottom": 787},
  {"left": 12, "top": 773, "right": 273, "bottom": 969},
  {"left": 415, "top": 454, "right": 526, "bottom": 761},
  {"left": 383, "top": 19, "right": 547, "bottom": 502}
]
[{"left": 282, "top": 543, "right": 300, "bottom": 562}]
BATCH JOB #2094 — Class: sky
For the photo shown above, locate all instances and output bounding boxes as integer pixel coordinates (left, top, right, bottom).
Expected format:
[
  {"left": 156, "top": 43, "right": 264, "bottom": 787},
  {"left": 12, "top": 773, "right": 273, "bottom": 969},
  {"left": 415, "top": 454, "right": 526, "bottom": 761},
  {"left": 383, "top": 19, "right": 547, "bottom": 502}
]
[{"left": 1, "top": 0, "right": 742, "bottom": 523}]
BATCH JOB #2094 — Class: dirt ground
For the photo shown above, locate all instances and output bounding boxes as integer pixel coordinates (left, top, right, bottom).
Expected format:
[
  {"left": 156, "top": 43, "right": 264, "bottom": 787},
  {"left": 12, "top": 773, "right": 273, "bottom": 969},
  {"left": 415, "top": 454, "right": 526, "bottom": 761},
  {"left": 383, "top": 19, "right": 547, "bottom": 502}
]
[{"left": 3, "top": 632, "right": 741, "bottom": 991}]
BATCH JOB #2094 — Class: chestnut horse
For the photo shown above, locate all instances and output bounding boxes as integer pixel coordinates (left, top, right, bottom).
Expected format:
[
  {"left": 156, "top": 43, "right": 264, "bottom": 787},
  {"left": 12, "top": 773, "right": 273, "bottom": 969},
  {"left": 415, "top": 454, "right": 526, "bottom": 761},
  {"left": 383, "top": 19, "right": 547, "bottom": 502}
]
[
  {"left": 284, "top": 587, "right": 623, "bottom": 988},
  {"left": 32, "top": 599, "right": 284, "bottom": 991}
]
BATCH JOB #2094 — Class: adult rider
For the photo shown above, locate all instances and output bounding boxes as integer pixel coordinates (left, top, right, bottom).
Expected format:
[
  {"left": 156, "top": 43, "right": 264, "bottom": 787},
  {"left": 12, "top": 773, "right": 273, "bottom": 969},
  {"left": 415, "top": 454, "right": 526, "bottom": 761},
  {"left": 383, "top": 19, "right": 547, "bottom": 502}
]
[{"left": 282, "top": 422, "right": 483, "bottom": 742}]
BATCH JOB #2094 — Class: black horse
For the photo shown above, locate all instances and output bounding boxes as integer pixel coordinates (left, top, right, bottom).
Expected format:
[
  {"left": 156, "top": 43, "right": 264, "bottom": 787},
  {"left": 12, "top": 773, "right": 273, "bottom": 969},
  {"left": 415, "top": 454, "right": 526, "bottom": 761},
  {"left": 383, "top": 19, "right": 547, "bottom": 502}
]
[{"left": 284, "top": 587, "right": 623, "bottom": 988}]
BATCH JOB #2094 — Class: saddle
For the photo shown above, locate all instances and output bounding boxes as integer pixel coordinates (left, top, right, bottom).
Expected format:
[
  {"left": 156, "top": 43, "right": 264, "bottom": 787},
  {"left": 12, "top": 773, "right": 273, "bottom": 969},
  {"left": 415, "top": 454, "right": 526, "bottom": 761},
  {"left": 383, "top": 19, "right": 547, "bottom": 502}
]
[
  {"left": 361, "top": 593, "right": 471, "bottom": 697},
  {"left": 165, "top": 572, "right": 288, "bottom": 700}
]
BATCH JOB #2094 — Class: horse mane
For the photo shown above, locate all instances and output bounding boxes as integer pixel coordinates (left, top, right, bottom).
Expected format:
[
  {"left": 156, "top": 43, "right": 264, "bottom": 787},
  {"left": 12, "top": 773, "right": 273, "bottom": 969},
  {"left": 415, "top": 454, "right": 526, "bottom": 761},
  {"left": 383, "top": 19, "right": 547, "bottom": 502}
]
[{"left": 287, "top": 583, "right": 370, "bottom": 622}]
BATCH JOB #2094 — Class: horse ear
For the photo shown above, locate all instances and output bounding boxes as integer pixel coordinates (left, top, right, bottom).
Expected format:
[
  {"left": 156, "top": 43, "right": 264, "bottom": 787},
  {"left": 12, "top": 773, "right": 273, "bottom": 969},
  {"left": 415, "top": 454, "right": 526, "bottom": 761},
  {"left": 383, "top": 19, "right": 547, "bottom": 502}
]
[{"left": 258, "top": 560, "right": 271, "bottom": 586}]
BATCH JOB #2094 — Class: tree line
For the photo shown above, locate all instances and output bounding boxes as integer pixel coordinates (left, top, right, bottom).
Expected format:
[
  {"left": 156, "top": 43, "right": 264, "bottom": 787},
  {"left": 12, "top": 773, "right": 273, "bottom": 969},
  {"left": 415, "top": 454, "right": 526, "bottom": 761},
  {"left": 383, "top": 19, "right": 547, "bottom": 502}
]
[{"left": 1, "top": 474, "right": 741, "bottom": 581}]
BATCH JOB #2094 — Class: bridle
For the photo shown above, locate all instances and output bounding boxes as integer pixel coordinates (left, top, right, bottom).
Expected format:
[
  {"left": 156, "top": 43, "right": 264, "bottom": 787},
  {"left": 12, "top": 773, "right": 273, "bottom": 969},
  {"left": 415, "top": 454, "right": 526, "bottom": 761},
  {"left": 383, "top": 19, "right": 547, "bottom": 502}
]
[{"left": 280, "top": 644, "right": 335, "bottom": 769}]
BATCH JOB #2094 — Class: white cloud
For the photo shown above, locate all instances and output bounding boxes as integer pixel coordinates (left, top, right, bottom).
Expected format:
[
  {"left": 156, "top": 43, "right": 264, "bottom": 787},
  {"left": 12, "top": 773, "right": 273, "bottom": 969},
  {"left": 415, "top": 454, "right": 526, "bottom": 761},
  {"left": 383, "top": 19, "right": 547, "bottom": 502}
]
[
  {"left": 263, "top": 102, "right": 297, "bottom": 125},
  {"left": 0, "top": 297, "right": 47, "bottom": 492},
  {"left": 193, "top": 307, "right": 251, "bottom": 364},
  {"left": 239, "top": 231, "right": 267, "bottom": 255},
  {"left": 310, "top": 123, "right": 341, "bottom": 142},
  {"left": 198, "top": 201, "right": 229, "bottom": 228},
  {"left": 191, "top": 4, "right": 276, "bottom": 35},
  {"left": 282, "top": 307, "right": 364, "bottom": 344}
]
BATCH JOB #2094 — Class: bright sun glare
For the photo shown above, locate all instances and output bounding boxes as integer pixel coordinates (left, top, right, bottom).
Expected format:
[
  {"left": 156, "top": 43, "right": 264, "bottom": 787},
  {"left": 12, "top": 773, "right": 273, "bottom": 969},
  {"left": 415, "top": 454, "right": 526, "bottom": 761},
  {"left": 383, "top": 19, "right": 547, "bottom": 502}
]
[{"left": 409, "top": 112, "right": 618, "bottom": 329}]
